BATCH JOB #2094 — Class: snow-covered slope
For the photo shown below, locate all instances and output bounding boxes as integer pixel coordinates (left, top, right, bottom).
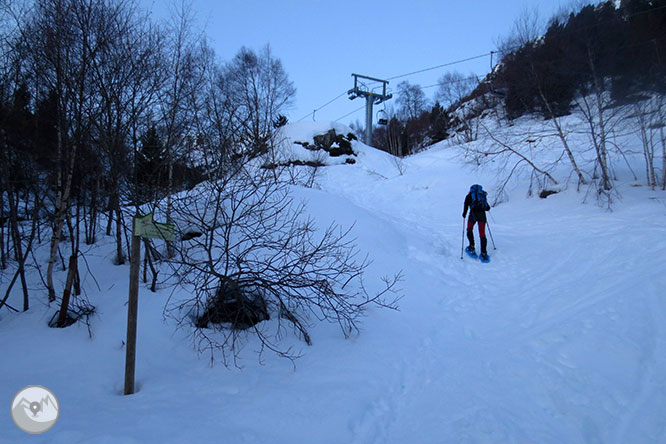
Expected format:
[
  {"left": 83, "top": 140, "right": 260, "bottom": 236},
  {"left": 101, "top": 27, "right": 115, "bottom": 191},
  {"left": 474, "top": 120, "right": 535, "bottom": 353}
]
[{"left": 1, "top": 121, "right": 665, "bottom": 443}]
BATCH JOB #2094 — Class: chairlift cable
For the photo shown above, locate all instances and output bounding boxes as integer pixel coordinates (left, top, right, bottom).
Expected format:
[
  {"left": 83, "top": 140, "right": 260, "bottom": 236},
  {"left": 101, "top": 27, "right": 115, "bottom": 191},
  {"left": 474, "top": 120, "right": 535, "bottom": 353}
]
[
  {"left": 334, "top": 104, "right": 365, "bottom": 122},
  {"left": 296, "top": 90, "right": 348, "bottom": 122},
  {"left": 387, "top": 53, "right": 491, "bottom": 81}
]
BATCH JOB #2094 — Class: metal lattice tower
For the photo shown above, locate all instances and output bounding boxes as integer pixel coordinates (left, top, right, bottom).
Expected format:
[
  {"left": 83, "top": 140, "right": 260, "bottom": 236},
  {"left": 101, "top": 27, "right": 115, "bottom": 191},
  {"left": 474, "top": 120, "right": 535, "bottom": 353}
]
[{"left": 348, "top": 73, "right": 392, "bottom": 146}]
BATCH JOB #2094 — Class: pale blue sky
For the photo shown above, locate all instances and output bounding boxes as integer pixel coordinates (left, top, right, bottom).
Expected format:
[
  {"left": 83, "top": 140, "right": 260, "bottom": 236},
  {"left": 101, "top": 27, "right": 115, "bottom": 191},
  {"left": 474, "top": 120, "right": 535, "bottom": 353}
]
[{"left": 140, "top": 0, "right": 580, "bottom": 126}]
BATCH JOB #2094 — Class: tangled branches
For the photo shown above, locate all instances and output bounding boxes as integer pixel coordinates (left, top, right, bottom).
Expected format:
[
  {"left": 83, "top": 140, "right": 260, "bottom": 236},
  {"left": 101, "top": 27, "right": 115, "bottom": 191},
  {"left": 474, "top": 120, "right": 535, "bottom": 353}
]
[{"left": 165, "top": 167, "right": 402, "bottom": 365}]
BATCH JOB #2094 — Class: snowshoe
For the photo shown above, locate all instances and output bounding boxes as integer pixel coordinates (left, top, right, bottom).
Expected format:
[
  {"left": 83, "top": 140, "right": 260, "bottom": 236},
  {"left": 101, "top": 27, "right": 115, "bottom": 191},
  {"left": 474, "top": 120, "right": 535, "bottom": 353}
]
[
  {"left": 465, "top": 246, "right": 477, "bottom": 259},
  {"left": 479, "top": 252, "right": 490, "bottom": 263}
]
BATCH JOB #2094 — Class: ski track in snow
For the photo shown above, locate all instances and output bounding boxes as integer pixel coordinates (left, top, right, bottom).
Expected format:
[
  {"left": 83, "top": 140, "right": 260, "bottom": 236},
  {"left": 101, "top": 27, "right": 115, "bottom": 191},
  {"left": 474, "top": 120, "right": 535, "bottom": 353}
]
[
  {"left": 318, "top": 153, "right": 666, "bottom": 443},
  {"left": 614, "top": 278, "right": 666, "bottom": 443}
]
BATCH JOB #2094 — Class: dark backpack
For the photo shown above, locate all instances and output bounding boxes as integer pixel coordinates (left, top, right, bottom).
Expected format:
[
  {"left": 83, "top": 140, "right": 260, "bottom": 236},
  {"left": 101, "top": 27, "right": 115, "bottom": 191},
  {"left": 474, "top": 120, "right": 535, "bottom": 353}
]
[{"left": 470, "top": 184, "right": 488, "bottom": 211}]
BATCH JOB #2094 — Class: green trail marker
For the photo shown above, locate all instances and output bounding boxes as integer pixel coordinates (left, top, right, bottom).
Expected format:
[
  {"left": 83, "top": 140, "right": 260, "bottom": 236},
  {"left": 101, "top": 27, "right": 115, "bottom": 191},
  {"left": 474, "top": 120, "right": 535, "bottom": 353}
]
[{"left": 134, "top": 213, "right": 175, "bottom": 241}]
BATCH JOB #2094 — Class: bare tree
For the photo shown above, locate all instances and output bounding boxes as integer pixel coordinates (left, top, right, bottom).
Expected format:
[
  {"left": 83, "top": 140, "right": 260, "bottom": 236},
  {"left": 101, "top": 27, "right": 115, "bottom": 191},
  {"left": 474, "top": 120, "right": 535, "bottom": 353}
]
[
  {"left": 156, "top": 1, "right": 209, "bottom": 257},
  {"left": 384, "top": 116, "right": 405, "bottom": 157},
  {"left": 0, "top": 186, "right": 42, "bottom": 313},
  {"left": 574, "top": 48, "right": 617, "bottom": 193},
  {"left": 166, "top": 166, "right": 401, "bottom": 365},
  {"left": 11, "top": 0, "right": 162, "bottom": 317},
  {"left": 659, "top": 102, "right": 666, "bottom": 190},
  {"left": 435, "top": 71, "right": 478, "bottom": 109},
  {"left": 23, "top": 0, "right": 103, "bottom": 302},
  {"left": 629, "top": 94, "right": 665, "bottom": 190},
  {"left": 528, "top": 64, "right": 588, "bottom": 187},
  {"left": 90, "top": 0, "right": 134, "bottom": 265},
  {"left": 496, "top": 5, "right": 544, "bottom": 61},
  {"left": 190, "top": 45, "right": 240, "bottom": 172},
  {"left": 224, "top": 44, "right": 296, "bottom": 157},
  {"left": 634, "top": 102, "right": 657, "bottom": 189},
  {"left": 88, "top": 1, "right": 165, "bottom": 263},
  {"left": 396, "top": 81, "right": 429, "bottom": 121},
  {"left": 435, "top": 72, "right": 482, "bottom": 144},
  {"left": 349, "top": 119, "right": 365, "bottom": 142},
  {"left": 0, "top": 102, "right": 45, "bottom": 312}
]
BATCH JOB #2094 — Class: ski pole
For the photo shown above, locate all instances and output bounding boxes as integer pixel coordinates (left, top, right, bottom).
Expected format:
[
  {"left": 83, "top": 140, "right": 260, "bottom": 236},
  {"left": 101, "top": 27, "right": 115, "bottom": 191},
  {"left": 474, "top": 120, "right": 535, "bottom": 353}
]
[
  {"left": 460, "top": 216, "right": 466, "bottom": 259},
  {"left": 486, "top": 220, "right": 497, "bottom": 250}
]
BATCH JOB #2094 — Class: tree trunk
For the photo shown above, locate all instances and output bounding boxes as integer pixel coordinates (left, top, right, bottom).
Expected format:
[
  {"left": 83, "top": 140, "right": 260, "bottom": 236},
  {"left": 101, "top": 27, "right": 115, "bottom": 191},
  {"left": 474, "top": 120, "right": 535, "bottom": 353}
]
[
  {"left": 87, "top": 176, "right": 99, "bottom": 244},
  {"left": 0, "top": 269, "right": 21, "bottom": 312},
  {"left": 166, "top": 160, "right": 174, "bottom": 258},
  {"left": 143, "top": 238, "right": 159, "bottom": 292},
  {"left": 47, "top": 132, "right": 77, "bottom": 302},
  {"left": 587, "top": 49, "right": 612, "bottom": 191},
  {"left": 57, "top": 253, "right": 78, "bottom": 327},
  {"left": 661, "top": 127, "right": 666, "bottom": 190},
  {"left": 47, "top": 194, "right": 69, "bottom": 301},
  {"left": 552, "top": 113, "right": 587, "bottom": 186},
  {"left": 537, "top": 87, "right": 586, "bottom": 185},
  {"left": 3, "top": 188, "right": 41, "bottom": 312},
  {"left": 7, "top": 189, "right": 29, "bottom": 311},
  {"left": 115, "top": 195, "right": 125, "bottom": 265},
  {"left": 0, "top": 190, "right": 5, "bottom": 270},
  {"left": 106, "top": 193, "right": 115, "bottom": 236},
  {"left": 143, "top": 240, "right": 148, "bottom": 283}
]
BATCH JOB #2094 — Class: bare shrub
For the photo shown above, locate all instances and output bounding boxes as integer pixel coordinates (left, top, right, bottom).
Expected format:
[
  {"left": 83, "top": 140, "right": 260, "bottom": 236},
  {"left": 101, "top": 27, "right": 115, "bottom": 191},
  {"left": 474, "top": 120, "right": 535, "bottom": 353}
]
[{"left": 165, "top": 167, "right": 401, "bottom": 365}]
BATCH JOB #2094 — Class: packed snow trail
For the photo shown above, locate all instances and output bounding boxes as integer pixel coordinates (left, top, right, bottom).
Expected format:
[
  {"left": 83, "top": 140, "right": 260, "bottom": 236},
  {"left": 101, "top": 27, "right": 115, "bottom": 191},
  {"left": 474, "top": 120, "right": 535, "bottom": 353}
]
[{"left": 315, "top": 146, "right": 666, "bottom": 443}]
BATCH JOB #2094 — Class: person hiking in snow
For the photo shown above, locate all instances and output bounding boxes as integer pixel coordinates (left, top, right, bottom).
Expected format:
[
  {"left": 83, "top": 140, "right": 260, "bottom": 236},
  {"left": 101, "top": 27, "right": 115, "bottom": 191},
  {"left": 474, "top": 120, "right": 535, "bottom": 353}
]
[{"left": 463, "top": 184, "right": 491, "bottom": 261}]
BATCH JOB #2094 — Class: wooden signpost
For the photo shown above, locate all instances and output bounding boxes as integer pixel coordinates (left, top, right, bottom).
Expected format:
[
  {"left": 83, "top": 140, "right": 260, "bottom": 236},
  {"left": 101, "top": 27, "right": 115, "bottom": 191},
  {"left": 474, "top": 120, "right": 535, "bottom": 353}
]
[{"left": 124, "top": 213, "right": 174, "bottom": 395}]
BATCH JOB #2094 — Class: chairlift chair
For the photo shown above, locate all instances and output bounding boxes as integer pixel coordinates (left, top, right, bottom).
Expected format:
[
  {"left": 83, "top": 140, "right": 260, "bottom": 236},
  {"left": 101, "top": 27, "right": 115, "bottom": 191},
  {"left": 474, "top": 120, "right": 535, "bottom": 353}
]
[{"left": 377, "top": 109, "right": 388, "bottom": 125}]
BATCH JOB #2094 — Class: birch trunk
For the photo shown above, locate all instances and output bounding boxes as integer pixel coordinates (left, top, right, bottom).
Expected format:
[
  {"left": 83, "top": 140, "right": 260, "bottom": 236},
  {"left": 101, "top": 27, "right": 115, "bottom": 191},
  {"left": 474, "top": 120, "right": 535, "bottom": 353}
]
[
  {"left": 659, "top": 126, "right": 666, "bottom": 190},
  {"left": 537, "top": 88, "right": 587, "bottom": 185}
]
